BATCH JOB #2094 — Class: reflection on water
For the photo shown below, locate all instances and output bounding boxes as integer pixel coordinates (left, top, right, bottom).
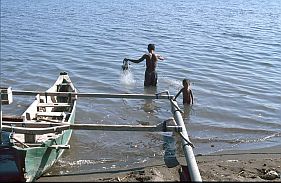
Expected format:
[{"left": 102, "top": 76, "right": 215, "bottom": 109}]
[
  {"left": 143, "top": 87, "right": 157, "bottom": 113},
  {"left": 163, "top": 132, "right": 179, "bottom": 168}
]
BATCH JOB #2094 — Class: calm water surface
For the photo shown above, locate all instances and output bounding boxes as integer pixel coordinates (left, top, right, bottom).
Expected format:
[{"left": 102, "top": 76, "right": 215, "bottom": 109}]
[{"left": 1, "top": 0, "right": 281, "bottom": 177}]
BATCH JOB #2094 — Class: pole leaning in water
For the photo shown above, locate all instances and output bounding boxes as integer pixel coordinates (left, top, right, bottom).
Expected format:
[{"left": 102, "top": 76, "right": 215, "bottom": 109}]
[{"left": 170, "top": 99, "right": 202, "bottom": 182}]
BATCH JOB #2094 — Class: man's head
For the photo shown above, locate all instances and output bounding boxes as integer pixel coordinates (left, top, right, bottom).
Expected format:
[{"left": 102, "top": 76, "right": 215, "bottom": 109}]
[
  {"left": 183, "top": 79, "right": 190, "bottom": 87},
  {"left": 147, "top": 44, "right": 155, "bottom": 52}
]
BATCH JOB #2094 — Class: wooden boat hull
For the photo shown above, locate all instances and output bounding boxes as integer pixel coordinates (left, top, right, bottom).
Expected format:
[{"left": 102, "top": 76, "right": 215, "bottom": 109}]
[
  {"left": 0, "top": 72, "right": 77, "bottom": 182},
  {"left": 0, "top": 120, "right": 74, "bottom": 181}
]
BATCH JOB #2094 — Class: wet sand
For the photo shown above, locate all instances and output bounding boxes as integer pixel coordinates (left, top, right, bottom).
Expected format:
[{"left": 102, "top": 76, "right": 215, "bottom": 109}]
[{"left": 37, "top": 146, "right": 281, "bottom": 182}]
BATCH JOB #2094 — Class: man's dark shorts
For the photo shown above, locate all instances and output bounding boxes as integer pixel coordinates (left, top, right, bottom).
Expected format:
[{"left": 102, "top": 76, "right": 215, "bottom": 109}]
[{"left": 144, "top": 70, "right": 157, "bottom": 86}]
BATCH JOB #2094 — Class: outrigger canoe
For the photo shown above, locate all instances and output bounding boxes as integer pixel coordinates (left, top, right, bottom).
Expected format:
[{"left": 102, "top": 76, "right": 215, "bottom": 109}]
[
  {"left": 0, "top": 72, "right": 77, "bottom": 182},
  {"left": 1, "top": 72, "right": 202, "bottom": 182}
]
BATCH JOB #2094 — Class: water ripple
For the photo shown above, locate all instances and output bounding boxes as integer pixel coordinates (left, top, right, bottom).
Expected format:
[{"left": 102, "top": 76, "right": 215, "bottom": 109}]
[{"left": 1, "top": 0, "right": 281, "bottom": 175}]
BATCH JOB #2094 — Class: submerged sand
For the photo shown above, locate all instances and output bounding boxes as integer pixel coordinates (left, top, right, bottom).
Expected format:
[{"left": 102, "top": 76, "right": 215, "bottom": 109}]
[{"left": 37, "top": 146, "right": 281, "bottom": 182}]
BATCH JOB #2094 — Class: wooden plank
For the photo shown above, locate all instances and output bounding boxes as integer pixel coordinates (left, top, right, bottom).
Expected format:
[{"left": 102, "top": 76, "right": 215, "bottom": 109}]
[
  {"left": 57, "top": 83, "right": 70, "bottom": 86},
  {"left": 36, "top": 112, "right": 67, "bottom": 117},
  {"left": 37, "top": 103, "right": 71, "bottom": 107}
]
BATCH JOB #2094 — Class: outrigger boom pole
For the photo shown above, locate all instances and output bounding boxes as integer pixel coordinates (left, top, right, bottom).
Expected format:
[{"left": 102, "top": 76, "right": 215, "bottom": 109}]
[{"left": 12, "top": 90, "right": 174, "bottom": 100}]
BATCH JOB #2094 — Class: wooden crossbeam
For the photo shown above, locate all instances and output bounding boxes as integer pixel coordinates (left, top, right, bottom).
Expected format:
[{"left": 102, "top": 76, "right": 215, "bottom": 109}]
[
  {"left": 69, "top": 123, "right": 182, "bottom": 132},
  {"left": 37, "top": 103, "right": 71, "bottom": 107},
  {"left": 12, "top": 90, "right": 174, "bottom": 100},
  {"left": 2, "top": 123, "right": 182, "bottom": 134},
  {"left": 49, "top": 144, "right": 70, "bottom": 150}
]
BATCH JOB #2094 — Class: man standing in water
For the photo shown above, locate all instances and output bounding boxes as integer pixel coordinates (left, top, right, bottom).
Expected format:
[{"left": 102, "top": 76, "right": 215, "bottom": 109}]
[{"left": 124, "top": 44, "right": 164, "bottom": 87}]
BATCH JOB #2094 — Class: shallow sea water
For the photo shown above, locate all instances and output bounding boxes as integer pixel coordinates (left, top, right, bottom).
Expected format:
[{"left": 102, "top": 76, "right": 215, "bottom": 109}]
[{"left": 1, "top": 0, "right": 280, "bottom": 176}]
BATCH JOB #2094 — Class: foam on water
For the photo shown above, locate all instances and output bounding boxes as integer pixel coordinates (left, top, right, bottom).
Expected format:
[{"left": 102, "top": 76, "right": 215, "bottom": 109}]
[{"left": 120, "top": 69, "right": 136, "bottom": 86}]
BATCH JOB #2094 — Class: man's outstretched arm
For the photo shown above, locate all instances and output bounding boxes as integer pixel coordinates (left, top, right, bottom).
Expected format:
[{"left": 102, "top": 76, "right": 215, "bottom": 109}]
[{"left": 124, "top": 54, "right": 146, "bottom": 63}]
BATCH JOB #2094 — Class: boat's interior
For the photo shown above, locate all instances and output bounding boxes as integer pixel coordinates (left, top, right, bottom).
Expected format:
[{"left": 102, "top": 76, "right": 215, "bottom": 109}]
[{"left": 4, "top": 75, "right": 77, "bottom": 148}]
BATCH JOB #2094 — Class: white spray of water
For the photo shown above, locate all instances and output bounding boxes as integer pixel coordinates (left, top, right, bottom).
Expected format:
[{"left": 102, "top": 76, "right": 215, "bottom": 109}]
[{"left": 120, "top": 69, "right": 136, "bottom": 86}]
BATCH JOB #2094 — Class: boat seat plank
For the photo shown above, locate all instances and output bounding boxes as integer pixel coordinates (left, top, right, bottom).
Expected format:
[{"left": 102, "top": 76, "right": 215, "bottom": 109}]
[
  {"left": 37, "top": 103, "right": 71, "bottom": 107},
  {"left": 58, "top": 83, "right": 70, "bottom": 86},
  {"left": 36, "top": 112, "right": 68, "bottom": 117}
]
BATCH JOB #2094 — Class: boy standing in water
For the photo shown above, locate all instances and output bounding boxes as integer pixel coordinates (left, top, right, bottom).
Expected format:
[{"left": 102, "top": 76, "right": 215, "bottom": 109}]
[
  {"left": 174, "top": 79, "right": 194, "bottom": 105},
  {"left": 124, "top": 44, "right": 164, "bottom": 87}
]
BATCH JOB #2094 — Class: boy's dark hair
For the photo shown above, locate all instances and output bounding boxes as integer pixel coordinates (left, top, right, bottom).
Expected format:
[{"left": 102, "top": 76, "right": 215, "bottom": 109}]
[
  {"left": 147, "top": 44, "right": 155, "bottom": 51},
  {"left": 183, "top": 79, "right": 190, "bottom": 85}
]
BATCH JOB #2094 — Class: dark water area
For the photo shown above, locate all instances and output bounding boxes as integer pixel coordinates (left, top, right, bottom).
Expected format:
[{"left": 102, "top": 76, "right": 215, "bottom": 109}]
[{"left": 1, "top": 0, "right": 280, "bottom": 176}]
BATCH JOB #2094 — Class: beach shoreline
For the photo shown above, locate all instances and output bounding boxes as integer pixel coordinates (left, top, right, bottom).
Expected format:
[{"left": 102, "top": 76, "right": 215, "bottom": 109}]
[{"left": 37, "top": 145, "right": 281, "bottom": 182}]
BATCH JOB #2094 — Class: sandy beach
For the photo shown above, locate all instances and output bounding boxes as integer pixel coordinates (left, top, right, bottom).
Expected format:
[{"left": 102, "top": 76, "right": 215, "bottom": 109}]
[{"left": 37, "top": 145, "right": 281, "bottom": 182}]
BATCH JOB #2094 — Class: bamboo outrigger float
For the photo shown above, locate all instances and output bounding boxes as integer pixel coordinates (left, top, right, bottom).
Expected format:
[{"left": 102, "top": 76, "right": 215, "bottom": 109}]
[{"left": 0, "top": 72, "right": 202, "bottom": 182}]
